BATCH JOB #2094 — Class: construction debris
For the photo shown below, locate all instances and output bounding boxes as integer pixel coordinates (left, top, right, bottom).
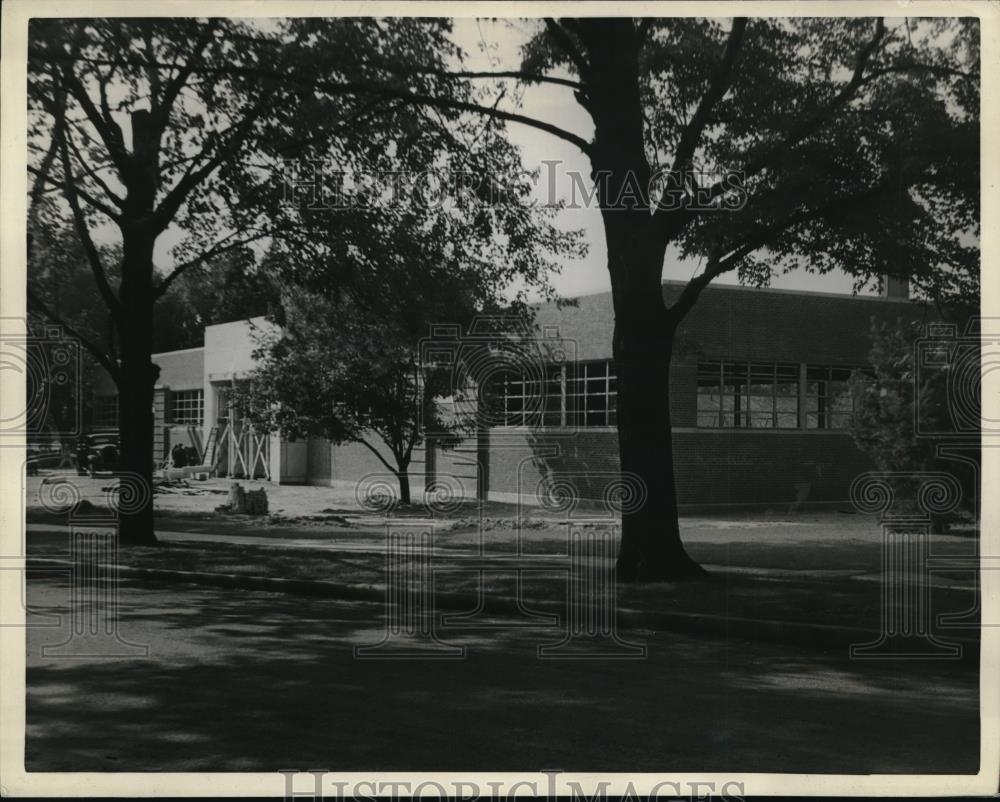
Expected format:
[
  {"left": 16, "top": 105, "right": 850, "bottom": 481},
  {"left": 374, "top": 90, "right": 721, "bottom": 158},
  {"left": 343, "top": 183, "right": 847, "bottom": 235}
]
[{"left": 216, "top": 482, "right": 269, "bottom": 515}]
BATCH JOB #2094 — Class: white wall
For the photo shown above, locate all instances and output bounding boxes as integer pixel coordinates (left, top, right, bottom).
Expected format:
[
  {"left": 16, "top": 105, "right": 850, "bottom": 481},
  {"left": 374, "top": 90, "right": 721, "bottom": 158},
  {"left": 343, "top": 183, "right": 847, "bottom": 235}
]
[{"left": 202, "top": 316, "right": 279, "bottom": 424}]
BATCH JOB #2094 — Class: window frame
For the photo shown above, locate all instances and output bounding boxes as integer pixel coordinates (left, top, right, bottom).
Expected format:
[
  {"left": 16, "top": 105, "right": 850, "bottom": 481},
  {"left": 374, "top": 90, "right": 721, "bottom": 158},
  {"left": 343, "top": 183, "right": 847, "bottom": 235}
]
[
  {"left": 697, "top": 360, "right": 799, "bottom": 429},
  {"left": 170, "top": 389, "right": 205, "bottom": 426},
  {"left": 565, "top": 360, "right": 617, "bottom": 428},
  {"left": 489, "top": 359, "right": 617, "bottom": 429},
  {"left": 804, "top": 365, "right": 862, "bottom": 430}
]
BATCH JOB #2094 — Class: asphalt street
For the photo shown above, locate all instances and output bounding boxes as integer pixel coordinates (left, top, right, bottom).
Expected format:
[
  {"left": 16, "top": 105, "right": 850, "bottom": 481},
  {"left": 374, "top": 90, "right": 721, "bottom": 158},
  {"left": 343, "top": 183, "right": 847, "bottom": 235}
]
[{"left": 23, "top": 575, "right": 981, "bottom": 774}]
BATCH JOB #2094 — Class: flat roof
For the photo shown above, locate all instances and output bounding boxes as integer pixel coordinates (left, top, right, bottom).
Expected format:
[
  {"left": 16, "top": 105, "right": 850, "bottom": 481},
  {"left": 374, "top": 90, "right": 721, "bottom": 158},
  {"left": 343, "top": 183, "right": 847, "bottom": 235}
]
[
  {"left": 150, "top": 344, "right": 205, "bottom": 360},
  {"left": 555, "top": 280, "right": 915, "bottom": 304}
]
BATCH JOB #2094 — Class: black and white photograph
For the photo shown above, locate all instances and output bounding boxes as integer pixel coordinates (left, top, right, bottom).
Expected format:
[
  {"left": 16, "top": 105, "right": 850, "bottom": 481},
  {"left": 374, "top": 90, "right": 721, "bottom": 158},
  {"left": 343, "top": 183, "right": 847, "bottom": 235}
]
[{"left": 1, "top": 0, "right": 997, "bottom": 797}]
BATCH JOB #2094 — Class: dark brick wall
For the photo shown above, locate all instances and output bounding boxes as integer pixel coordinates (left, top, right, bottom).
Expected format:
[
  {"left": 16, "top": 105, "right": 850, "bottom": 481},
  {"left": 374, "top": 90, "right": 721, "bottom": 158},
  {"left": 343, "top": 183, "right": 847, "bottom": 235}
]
[
  {"left": 482, "top": 428, "right": 871, "bottom": 510},
  {"left": 486, "top": 429, "right": 621, "bottom": 502},
  {"left": 671, "top": 431, "right": 871, "bottom": 509},
  {"left": 534, "top": 282, "right": 934, "bottom": 365},
  {"left": 664, "top": 282, "right": 933, "bottom": 367},
  {"left": 476, "top": 284, "right": 938, "bottom": 509}
]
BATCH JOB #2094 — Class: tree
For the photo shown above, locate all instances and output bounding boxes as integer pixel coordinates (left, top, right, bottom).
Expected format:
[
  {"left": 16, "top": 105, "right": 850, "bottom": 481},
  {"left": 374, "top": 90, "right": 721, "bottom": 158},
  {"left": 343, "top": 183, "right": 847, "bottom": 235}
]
[
  {"left": 27, "top": 19, "right": 303, "bottom": 542},
  {"left": 26, "top": 18, "right": 509, "bottom": 543},
  {"left": 849, "top": 317, "right": 979, "bottom": 529},
  {"left": 237, "top": 142, "right": 581, "bottom": 503},
  {"left": 235, "top": 289, "right": 449, "bottom": 505},
  {"left": 282, "top": 16, "right": 979, "bottom": 579}
]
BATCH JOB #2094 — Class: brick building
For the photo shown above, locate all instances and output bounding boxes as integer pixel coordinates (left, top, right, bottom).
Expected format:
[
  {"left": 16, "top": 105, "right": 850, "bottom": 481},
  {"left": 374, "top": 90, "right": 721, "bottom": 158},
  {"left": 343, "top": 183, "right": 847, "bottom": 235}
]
[{"left": 90, "top": 279, "right": 931, "bottom": 511}]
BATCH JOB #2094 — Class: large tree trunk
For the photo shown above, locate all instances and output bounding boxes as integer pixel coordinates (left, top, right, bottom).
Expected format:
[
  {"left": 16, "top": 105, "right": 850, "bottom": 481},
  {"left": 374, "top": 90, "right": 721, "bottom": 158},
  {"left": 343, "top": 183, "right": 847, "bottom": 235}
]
[
  {"left": 605, "top": 220, "right": 706, "bottom": 582},
  {"left": 612, "top": 304, "right": 706, "bottom": 581},
  {"left": 115, "top": 110, "right": 160, "bottom": 546},
  {"left": 116, "top": 366, "right": 156, "bottom": 545},
  {"left": 579, "top": 19, "right": 707, "bottom": 581},
  {"left": 115, "top": 226, "right": 158, "bottom": 546}
]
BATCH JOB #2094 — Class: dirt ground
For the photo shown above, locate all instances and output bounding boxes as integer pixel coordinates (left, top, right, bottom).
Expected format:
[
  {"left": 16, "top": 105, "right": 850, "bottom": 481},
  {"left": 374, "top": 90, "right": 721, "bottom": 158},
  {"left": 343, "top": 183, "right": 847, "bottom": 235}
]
[
  {"left": 23, "top": 470, "right": 981, "bottom": 635},
  {"left": 25, "top": 469, "right": 903, "bottom": 537}
]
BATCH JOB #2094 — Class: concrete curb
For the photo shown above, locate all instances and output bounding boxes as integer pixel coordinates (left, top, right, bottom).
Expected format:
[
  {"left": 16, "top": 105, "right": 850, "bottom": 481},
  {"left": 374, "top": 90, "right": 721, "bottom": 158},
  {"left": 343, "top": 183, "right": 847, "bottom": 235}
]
[{"left": 27, "top": 557, "right": 980, "bottom": 662}]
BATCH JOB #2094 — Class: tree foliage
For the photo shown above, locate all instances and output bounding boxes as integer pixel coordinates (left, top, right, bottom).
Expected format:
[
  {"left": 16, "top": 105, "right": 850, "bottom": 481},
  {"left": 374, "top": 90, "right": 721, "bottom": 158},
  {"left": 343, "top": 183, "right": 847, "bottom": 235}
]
[
  {"left": 519, "top": 17, "right": 978, "bottom": 300},
  {"left": 849, "top": 318, "right": 979, "bottom": 525}
]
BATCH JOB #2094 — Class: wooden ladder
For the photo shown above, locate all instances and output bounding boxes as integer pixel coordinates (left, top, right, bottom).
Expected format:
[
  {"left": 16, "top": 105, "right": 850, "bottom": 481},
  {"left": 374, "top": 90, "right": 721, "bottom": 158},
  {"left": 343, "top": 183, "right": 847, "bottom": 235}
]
[{"left": 202, "top": 425, "right": 220, "bottom": 475}]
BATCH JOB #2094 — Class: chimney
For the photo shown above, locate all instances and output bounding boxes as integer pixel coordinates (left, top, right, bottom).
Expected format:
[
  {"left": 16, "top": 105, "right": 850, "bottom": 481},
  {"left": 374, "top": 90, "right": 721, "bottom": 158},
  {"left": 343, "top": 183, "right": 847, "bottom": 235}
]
[{"left": 879, "top": 274, "right": 910, "bottom": 300}]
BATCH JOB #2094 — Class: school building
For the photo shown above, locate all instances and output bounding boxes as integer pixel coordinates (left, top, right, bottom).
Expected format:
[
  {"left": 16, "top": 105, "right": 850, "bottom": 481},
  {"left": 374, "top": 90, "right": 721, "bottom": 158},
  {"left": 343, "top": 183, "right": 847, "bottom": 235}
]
[{"left": 89, "top": 278, "right": 931, "bottom": 511}]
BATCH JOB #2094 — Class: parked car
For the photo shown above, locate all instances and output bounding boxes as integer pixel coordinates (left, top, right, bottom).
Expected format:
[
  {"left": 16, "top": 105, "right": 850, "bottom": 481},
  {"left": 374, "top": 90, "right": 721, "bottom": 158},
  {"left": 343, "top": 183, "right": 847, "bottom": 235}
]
[
  {"left": 76, "top": 430, "right": 120, "bottom": 477},
  {"left": 26, "top": 442, "right": 66, "bottom": 475}
]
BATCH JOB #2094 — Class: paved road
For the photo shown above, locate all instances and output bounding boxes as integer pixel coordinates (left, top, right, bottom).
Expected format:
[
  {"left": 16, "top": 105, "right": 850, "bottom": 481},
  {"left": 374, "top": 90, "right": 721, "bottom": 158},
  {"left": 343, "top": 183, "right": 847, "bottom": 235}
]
[{"left": 23, "top": 576, "right": 980, "bottom": 774}]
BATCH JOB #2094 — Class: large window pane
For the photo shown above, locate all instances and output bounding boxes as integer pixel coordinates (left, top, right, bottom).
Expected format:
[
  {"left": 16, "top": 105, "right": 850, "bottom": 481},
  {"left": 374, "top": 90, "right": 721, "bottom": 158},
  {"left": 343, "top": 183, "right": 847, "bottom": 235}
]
[
  {"left": 171, "top": 390, "right": 204, "bottom": 425},
  {"left": 723, "top": 361, "right": 748, "bottom": 427},
  {"left": 493, "top": 360, "right": 615, "bottom": 428},
  {"left": 699, "top": 361, "right": 798, "bottom": 429},
  {"left": 805, "top": 365, "right": 859, "bottom": 429},
  {"left": 696, "top": 362, "right": 722, "bottom": 428}
]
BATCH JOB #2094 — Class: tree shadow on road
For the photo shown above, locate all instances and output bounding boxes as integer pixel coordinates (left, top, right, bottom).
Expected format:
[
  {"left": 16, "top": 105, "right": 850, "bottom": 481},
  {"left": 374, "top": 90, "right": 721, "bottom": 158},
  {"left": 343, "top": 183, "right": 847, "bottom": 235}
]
[{"left": 25, "top": 578, "right": 980, "bottom": 774}]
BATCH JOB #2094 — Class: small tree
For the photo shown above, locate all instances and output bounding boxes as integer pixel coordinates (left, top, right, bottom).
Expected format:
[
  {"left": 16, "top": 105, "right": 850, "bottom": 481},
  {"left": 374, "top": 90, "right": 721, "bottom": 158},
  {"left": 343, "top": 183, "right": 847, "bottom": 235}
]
[
  {"left": 849, "top": 317, "right": 979, "bottom": 527},
  {"left": 236, "top": 288, "right": 464, "bottom": 505}
]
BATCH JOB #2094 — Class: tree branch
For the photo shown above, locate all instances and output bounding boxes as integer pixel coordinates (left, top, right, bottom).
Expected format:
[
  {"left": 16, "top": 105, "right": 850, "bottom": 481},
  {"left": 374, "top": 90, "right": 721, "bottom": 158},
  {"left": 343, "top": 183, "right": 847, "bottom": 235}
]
[
  {"left": 701, "top": 17, "right": 887, "bottom": 204},
  {"left": 153, "top": 228, "right": 269, "bottom": 300},
  {"left": 28, "top": 73, "right": 68, "bottom": 228},
  {"left": 153, "top": 94, "right": 273, "bottom": 230},
  {"left": 26, "top": 285, "right": 119, "bottom": 381},
  {"left": 355, "top": 436, "right": 401, "bottom": 475},
  {"left": 669, "top": 18, "right": 747, "bottom": 176},
  {"left": 62, "top": 123, "right": 125, "bottom": 209},
  {"left": 152, "top": 20, "right": 219, "bottom": 135},
  {"left": 667, "top": 173, "right": 916, "bottom": 324},
  {"left": 544, "top": 18, "right": 591, "bottom": 81},
  {"left": 313, "top": 78, "right": 594, "bottom": 156},
  {"left": 864, "top": 60, "right": 974, "bottom": 83},
  {"left": 35, "top": 50, "right": 596, "bottom": 156},
  {"left": 27, "top": 164, "right": 122, "bottom": 222},
  {"left": 397, "top": 66, "right": 583, "bottom": 91},
  {"left": 746, "top": 18, "right": 886, "bottom": 178},
  {"left": 56, "top": 132, "right": 123, "bottom": 321},
  {"left": 59, "top": 66, "right": 129, "bottom": 177}
]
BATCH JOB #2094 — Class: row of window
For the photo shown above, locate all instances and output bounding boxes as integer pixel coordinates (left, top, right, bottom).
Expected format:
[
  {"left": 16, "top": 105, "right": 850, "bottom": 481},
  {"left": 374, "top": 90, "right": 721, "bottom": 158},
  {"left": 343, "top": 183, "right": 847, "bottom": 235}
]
[
  {"left": 696, "top": 362, "right": 859, "bottom": 430},
  {"left": 488, "top": 360, "right": 864, "bottom": 430},
  {"left": 91, "top": 361, "right": 864, "bottom": 431},
  {"left": 485, "top": 360, "right": 618, "bottom": 428},
  {"left": 92, "top": 390, "right": 205, "bottom": 427}
]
